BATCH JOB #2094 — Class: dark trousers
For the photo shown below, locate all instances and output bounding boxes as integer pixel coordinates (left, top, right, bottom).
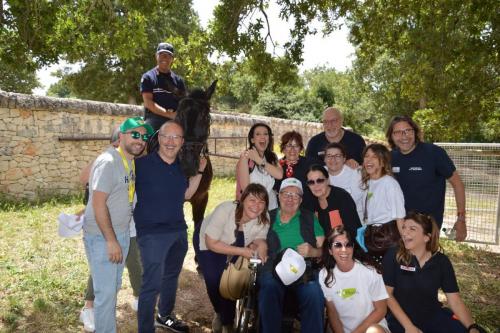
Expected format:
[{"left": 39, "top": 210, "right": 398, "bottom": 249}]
[
  {"left": 388, "top": 307, "right": 467, "bottom": 333},
  {"left": 198, "top": 250, "right": 236, "bottom": 325},
  {"left": 137, "top": 231, "right": 188, "bottom": 333},
  {"left": 258, "top": 271, "right": 324, "bottom": 333}
]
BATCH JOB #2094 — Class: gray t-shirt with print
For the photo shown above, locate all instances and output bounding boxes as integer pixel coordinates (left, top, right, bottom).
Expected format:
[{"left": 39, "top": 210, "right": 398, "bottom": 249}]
[{"left": 83, "top": 147, "right": 132, "bottom": 235}]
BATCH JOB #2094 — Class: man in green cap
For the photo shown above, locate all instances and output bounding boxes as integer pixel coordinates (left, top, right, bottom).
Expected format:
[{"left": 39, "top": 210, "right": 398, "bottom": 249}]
[{"left": 83, "top": 116, "right": 153, "bottom": 333}]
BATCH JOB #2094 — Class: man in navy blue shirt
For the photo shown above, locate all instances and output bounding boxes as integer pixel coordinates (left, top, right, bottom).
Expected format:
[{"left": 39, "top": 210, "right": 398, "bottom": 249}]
[
  {"left": 141, "top": 42, "right": 187, "bottom": 132},
  {"left": 386, "top": 115, "right": 467, "bottom": 241},
  {"left": 306, "top": 107, "right": 366, "bottom": 168},
  {"left": 134, "top": 120, "right": 206, "bottom": 333}
]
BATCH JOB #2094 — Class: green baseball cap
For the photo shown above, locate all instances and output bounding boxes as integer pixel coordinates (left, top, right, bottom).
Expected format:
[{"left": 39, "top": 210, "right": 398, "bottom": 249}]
[{"left": 119, "top": 117, "right": 154, "bottom": 135}]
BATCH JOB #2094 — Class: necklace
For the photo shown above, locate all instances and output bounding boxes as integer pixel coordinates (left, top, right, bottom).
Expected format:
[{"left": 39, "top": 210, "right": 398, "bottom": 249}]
[{"left": 279, "top": 159, "right": 298, "bottom": 178}]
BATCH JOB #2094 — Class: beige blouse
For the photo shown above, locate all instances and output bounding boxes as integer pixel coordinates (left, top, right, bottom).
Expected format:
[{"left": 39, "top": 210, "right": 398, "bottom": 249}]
[{"left": 199, "top": 201, "right": 269, "bottom": 251}]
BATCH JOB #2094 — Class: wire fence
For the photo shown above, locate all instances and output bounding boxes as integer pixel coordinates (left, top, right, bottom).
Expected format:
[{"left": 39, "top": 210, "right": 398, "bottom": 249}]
[{"left": 437, "top": 143, "right": 500, "bottom": 245}]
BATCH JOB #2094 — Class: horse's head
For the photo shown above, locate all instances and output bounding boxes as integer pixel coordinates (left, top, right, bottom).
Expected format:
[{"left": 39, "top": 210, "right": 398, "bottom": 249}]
[{"left": 175, "top": 80, "right": 217, "bottom": 177}]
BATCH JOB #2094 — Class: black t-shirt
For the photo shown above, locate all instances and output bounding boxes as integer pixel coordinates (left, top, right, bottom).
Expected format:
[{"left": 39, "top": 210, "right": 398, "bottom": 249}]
[
  {"left": 305, "top": 130, "right": 366, "bottom": 166},
  {"left": 382, "top": 247, "right": 459, "bottom": 329},
  {"left": 140, "top": 67, "right": 186, "bottom": 131},
  {"left": 312, "top": 185, "right": 362, "bottom": 237},
  {"left": 391, "top": 142, "right": 456, "bottom": 228}
]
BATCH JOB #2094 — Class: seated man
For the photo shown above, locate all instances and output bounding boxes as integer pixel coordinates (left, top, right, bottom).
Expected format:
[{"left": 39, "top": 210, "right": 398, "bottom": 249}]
[{"left": 258, "top": 178, "right": 325, "bottom": 333}]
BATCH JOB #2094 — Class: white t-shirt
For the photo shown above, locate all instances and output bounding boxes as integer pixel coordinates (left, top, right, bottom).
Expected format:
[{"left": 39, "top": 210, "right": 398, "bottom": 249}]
[
  {"left": 319, "top": 261, "right": 389, "bottom": 333},
  {"left": 249, "top": 161, "right": 278, "bottom": 210},
  {"left": 328, "top": 165, "right": 365, "bottom": 222},
  {"left": 363, "top": 175, "right": 405, "bottom": 225}
]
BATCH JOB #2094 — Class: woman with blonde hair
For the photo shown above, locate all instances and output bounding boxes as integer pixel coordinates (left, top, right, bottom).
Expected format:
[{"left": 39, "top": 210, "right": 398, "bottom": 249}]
[{"left": 382, "top": 212, "right": 481, "bottom": 333}]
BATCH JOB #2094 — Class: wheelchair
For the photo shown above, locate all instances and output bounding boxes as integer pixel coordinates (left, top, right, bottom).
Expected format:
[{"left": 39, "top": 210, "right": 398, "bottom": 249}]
[{"left": 235, "top": 256, "right": 261, "bottom": 333}]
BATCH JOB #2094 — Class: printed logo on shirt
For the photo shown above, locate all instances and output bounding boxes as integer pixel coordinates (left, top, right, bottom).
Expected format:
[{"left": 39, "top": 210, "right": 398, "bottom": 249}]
[
  {"left": 338, "top": 288, "right": 357, "bottom": 299},
  {"left": 400, "top": 265, "right": 416, "bottom": 272},
  {"left": 408, "top": 167, "right": 423, "bottom": 171},
  {"left": 392, "top": 166, "right": 400, "bottom": 173}
]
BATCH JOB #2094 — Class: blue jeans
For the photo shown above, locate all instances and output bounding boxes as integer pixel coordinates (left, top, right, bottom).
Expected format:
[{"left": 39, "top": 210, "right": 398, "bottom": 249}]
[
  {"left": 258, "top": 271, "right": 324, "bottom": 333},
  {"left": 137, "top": 231, "right": 188, "bottom": 333},
  {"left": 84, "top": 231, "right": 130, "bottom": 333}
]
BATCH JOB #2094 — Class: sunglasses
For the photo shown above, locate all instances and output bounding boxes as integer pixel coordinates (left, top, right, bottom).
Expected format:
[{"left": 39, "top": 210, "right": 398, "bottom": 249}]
[
  {"left": 331, "top": 241, "right": 354, "bottom": 249},
  {"left": 306, "top": 178, "right": 327, "bottom": 186},
  {"left": 127, "top": 131, "right": 150, "bottom": 142}
]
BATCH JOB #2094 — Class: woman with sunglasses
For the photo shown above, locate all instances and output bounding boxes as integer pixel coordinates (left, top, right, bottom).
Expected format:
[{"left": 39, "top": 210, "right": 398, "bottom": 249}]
[
  {"left": 360, "top": 144, "right": 405, "bottom": 258},
  {"left": 320, "top": 226, "right": 389, "bottom": 333},
  {"left": 324, "top": 142, "right": 364, "bottom": 221},
  {"left": 306, "top": 164, "right": 362, "bottom": 238},
  {"left": 273, "top": 131, "right": 315, "bottom": 209},
  {"left": 236, "top": 123, "right": 283, "bottom": 210},
  {"left": 382, "top": 212, "right": 481, "bottom": 333},
  {"left": 198, "top": 183, "right": 270, "bottom": 333}
]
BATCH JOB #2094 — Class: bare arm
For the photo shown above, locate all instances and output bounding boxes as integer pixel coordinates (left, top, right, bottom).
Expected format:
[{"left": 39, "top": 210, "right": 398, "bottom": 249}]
[
  {"left": 446, "top": 292, "right": 476, "bottom": 331},
  {"left": 206, "top": 234, "right": 254, "bottom": 258},
  {"left": 93, "top": 191, "right": 122, "bottom": 264},
  {"left": 185, "top": 157, "right": 207, "bottom": 200},
  {"left": 142, "top": 92, "right": 176, "bottom": 119},
  {"left": 345, "top": 159, "right": 359, "bottom": 169},
  {"left": 386, "top": 286, "right": 423, "bottom": 333},
  {"left": 325, "top": 300, "right": 344, "bottom": 333},
  {"left": 448, "top": 171, "right": 467, "bottom": 241},
  {"left": 352, "top": 299, "right": 387, "bottom": 333},
  {"left": 236, "top": 152, "right": 251, "bottom": 192},
  {"left": 249, "top": 238, "right": 268, "bottom": 262},
  {"left": 79, "top": 161, "right": 93, "bottom": 186}
]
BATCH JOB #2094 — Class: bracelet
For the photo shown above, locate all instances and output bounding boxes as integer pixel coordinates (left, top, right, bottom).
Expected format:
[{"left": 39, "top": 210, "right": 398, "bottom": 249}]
[{"left": 456, "top": 216, "right": 466, "bottom": 222}]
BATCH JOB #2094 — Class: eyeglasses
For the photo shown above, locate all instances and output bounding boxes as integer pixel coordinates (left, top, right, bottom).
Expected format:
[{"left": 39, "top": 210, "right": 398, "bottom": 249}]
[
  {"left": 306, "top": 178, "right": 327, "bottom": 186},
  {"left": 324, "top": 154, "right": 344, "bottom": 160},
  {"left": 159, "top": 134, "right": 183, "bottom": 141},
  {"left": 285, "top": 144, "right": 301, "bottom": 150},
  {"left": 392, "top": 128, "right": 414, "bottom": 137},
  {"left": 279, "top": 191, "right": 302, "bottom": 200},
  {"left": 331, "top": 241, "right": 354, "bottom": 249},
  {"left": 127, "top": 131, "right": 150, "bottom": 142}
]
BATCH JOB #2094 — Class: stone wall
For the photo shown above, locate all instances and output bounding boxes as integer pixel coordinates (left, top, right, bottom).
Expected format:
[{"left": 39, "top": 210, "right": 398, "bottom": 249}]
[{"left": 0, "top": 91, "right": 323, "bottom": 200}]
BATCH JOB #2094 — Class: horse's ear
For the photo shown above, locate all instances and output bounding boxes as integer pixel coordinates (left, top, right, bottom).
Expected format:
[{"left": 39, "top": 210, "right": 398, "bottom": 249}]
[{"left": 205, "top": 80, "right": 218, "bottom": 100}]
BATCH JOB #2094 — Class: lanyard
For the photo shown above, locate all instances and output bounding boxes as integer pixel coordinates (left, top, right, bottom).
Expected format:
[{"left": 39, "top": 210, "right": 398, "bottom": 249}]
[{"left": 117, "top": 147, "right": 135, "bottom": 204}]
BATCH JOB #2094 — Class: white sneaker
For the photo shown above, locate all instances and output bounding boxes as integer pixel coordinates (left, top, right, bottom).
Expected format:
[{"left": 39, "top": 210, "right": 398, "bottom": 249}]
[
  {"left": 131, "top": 297, "right": 138, "bottom": 312},
  {"left": 79, "top": 307, "right": 95, "bottom": 332}
]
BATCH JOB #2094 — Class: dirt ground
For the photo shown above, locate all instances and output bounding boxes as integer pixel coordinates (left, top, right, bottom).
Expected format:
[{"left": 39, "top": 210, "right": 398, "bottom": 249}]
[{"left": 114, "top": 246, "right": 214, "bottom": 333}]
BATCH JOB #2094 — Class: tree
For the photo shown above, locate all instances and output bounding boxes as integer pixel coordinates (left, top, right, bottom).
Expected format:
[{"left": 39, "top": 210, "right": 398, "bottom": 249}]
[{"left": 210, "top": 0, "right": 499, "bottom": 141}]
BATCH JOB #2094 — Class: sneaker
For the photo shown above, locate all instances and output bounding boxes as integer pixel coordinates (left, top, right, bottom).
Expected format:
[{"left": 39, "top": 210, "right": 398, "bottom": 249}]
[
  {"left": 154, "top": 313, "right": 189, "bottom": 332},
  {"left": 131, "top": 297, "right": 138, "bottom": 312},
  {"left": 79, "top": 307, "right": 95, "bottom": 332}
]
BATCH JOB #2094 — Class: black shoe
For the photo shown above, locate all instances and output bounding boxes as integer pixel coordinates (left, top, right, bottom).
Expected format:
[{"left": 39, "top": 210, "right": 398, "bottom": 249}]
[{"left": 154, "top": 313, "right": 189, "bottom": 332}]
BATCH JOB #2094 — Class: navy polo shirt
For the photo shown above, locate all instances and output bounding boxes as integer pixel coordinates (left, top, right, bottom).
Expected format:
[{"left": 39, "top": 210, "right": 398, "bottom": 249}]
[
  {"left": 140, "top": 67, "right": 186, "bottom": 131},
  {"left": 134, "top": 151, "right": 188, "bottom": 236},
  {"left": 305, "top": 130, "right": 366, "bottom": 166},
  {"left": 382, "top": 247, "right": 459, "bottom": 329},
  {"left": 391, "top": 142, "right": 456, "bottom": 227}
]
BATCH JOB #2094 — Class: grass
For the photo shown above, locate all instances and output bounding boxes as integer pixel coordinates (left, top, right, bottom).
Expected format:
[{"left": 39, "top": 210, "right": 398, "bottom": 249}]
[{"left": 0, "top": 177, "right": 499, "bottom": 332}]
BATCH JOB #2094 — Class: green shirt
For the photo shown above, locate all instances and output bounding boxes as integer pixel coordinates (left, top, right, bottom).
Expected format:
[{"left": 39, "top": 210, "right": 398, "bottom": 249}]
[{"left": 272, "top": 209, "right": 324, "bottom": 251}]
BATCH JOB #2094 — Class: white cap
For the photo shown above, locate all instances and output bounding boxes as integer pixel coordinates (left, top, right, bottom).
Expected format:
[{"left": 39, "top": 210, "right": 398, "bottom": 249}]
[
  {"left": 279, "top": 177, "right": 303, "bottom": 195},
  {"left": 57, "top": 213, "right": 84, "bottom": 238},
  {"left": 274, "top": 248, "right": 306, "bottom": 285}
]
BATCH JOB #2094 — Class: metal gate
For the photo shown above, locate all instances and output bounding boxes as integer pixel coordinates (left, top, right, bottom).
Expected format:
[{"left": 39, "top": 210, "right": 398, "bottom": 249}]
[{"left": 437, "top": 143, "right": 500, "bottom": 245}]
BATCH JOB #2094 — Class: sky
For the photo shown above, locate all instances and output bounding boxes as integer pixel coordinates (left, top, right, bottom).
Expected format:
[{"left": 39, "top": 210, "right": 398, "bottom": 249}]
[{"left": 34, "top": 0, "right": 354, "bottom": 95}]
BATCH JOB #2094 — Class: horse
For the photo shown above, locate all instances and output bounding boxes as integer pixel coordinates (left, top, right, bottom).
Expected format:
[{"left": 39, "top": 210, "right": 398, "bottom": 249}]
[{"left": 147, "top": 80, "right": 217, "bottom": 265}]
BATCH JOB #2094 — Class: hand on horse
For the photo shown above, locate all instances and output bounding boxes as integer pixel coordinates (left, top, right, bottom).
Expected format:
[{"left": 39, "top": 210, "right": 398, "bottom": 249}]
[{"left": 199, "top": 156, "right": 208, "bottom": 172}]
